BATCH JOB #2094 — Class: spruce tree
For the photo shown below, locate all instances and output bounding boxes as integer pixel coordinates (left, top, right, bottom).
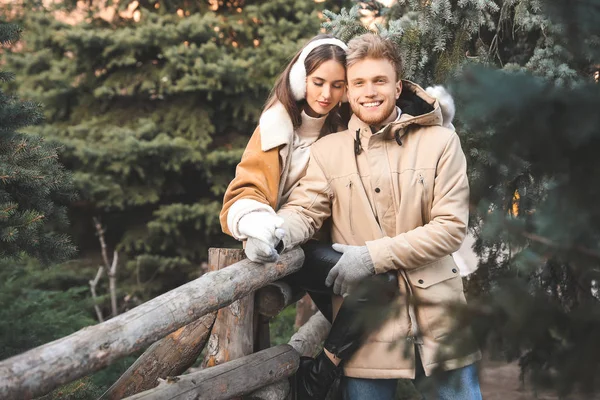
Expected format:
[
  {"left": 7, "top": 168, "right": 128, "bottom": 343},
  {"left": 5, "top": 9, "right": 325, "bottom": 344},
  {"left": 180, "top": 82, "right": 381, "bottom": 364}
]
[
  {"left": 451, "top": 0, "right": 600, "bottom": 394},
  {"left": 326, "top": 0, "right": 600, "bottom": 395},
  {"left": 323, "top": 0, "right": 499, "bottom": 86},
  {"left": 0, "top": 20, "right": 97, "bottom": 396},
  {"left": 0, "top": 21, "right": 76, "bottom": 265},
  {"left": 1, "top": 0, "right": 351, "bottom": 299}
]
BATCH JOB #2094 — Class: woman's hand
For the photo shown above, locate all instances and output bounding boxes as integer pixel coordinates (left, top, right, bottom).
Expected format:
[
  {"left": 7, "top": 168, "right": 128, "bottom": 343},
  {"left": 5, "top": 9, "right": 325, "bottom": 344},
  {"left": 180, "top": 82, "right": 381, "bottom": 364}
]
[{"left": 238, "top": 211, "right": 285, "bottom": 263}]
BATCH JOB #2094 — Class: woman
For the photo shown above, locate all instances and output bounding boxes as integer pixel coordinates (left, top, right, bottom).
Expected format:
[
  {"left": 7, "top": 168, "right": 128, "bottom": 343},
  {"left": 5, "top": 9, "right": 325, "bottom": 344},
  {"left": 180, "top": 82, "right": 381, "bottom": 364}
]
[
  {"left": 220, "top": 35, "right": 398, "bottom": 400},
  {"left": 221, "top": 34, "right": 348, "bottom": 247}
]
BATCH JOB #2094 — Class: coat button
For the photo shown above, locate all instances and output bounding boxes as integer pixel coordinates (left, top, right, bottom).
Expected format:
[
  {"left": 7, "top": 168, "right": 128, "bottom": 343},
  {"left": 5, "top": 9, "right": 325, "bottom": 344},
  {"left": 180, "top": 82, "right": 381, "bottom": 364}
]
[
  {"left": 452, "top": 268, "right": 457, "bottom": 274},
  {"left": 375, "top": 188, "right": 381, "bottom": 193},
  {"left": 418, "top": 279, "right": 424, "bottom": 284}
]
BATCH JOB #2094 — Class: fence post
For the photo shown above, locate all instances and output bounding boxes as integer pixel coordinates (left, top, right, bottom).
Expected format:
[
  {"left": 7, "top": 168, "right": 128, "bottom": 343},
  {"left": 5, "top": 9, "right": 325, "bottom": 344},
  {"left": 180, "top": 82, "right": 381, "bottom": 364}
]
[{"left": 203, "top": 248, "right": 252, "bottom": 368}]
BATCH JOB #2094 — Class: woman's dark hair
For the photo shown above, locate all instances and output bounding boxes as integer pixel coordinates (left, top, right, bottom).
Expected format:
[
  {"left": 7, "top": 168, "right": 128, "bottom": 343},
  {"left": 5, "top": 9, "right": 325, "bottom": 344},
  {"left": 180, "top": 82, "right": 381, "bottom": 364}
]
[{"left": 264, "top": 34, "right": 349, "bottom": 135}]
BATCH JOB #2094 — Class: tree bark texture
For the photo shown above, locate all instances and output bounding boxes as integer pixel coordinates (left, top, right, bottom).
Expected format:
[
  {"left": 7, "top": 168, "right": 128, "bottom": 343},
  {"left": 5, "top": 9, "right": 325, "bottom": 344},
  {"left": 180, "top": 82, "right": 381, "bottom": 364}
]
[
  {"left": 203, "top": 248, "right": 253, "bottom": 367},
  {"left": 100, "top": 313, "right": 216, "bottom": 399},
  {"left": 125, "top": 345, "right": 299, "bottom": 400},
  {"left": 255, "top": 281, "right": 305, "bottom": 318}
]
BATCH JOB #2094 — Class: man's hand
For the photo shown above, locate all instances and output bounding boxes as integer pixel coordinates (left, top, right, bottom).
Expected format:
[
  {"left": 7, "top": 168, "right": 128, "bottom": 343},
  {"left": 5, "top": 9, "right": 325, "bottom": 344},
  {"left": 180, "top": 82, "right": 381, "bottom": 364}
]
[
  {"left": 238, "top": 211, "right": 285, "bottom": 263},
  {"left": 325, "top": 244, "right": 376, "bottom": 296}
]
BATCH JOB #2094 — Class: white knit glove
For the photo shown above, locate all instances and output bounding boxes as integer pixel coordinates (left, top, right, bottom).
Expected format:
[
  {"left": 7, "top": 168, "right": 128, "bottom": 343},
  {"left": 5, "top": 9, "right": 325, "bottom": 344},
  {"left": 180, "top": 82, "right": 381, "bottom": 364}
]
[
  {"left": 238, "top": 211, "right": 285, "bottom": 263},
  {"left": 325, "top": 244, "right": 376, "bottom": 296}
]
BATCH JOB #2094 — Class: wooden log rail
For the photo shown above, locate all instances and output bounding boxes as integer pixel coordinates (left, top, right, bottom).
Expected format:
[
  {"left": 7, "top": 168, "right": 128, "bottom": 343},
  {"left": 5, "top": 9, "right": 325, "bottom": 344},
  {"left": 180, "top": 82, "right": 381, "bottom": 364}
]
[
  {"left": 125, "top": 345, "right": 299, "bottom": 400},
  {"left": 123, "top": 312, "right": 331, "bottom": 400},
  {"left": 0, "top": 248, "right": 305, "bottom": 400}
]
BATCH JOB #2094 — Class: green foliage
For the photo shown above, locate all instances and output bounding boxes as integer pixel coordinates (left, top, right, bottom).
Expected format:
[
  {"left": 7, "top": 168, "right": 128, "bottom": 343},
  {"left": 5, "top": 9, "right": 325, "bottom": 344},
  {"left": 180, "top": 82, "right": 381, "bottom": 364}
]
[
  {"left": 322, "top": 7, "right": 370, "bottom": 43},
  {"left": 0, "top": 20, "right": 76, "bottom": 265},
  {"left": 451, "top": 0, "right": 600, "bottom": 395},
  {"left": 324, "top": 0, "right": 498, "bottom": 85},
  {"left": 326, "top": 0, "right": 600, "bottom": 395},
  {"left": 0, "top": 21, "right": 21, "bottom": 44},
  {"left": 455, "top": 69, "right": 600, "bottom": 395},
  {"left": 269, "top": 305, "right": 297, "bottom": 346},
  {"left": 0, "top": 258, "right": 96, "bottom": 360},
  {"left": 0, "top": 255, "right": 142, "bottom": 397},
  {"left": 39, "top": 377, "right": 104, "bottom": 400}
]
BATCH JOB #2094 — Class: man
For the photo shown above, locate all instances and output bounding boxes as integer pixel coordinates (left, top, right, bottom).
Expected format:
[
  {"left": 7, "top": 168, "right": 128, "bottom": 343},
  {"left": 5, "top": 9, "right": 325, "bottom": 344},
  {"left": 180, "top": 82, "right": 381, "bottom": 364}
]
[{"left": 248, "top": 33, "right": 482, "bottom": 399}]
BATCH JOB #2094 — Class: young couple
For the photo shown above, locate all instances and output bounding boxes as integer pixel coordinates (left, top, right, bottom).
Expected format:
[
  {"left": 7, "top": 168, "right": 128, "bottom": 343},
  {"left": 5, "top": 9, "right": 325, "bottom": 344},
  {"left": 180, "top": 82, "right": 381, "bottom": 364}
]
[{"left": 220, "top": 33, "right": 482, "bottom": 400}]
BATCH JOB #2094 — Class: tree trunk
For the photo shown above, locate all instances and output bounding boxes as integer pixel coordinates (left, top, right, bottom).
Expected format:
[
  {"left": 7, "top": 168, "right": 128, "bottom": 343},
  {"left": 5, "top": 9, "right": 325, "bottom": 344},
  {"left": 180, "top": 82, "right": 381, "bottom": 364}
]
[
  {"left": 0, "top": 248, "right": 305, "bottom": 400},
  {"left": 124, "top": 345, "right": 299, "bottom": 400},
  {"left": 108, "top": 250, "right": 119, "bottom": 317},
  {"left": 294, "top": 294, "right": 316, "bottom": 329},
  {"left": 203, "top": 248, "right": 253, "bottom": 368},
  {"left": 89, "top": 266, "right": 105, "bottom": 323}
]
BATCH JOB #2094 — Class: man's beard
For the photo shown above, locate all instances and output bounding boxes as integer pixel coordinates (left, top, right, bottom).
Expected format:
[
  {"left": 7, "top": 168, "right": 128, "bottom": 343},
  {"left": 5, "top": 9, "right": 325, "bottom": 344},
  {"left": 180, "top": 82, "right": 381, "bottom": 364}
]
[{"left": 350, "top": 100, "right": 396, "bottom": 126}]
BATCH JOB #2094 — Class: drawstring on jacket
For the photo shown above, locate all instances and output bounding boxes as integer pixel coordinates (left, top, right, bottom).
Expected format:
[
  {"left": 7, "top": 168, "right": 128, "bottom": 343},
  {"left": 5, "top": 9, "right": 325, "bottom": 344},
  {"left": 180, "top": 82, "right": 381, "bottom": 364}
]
[
  {"left": 355, "top": 127, "right": 405, "bottom": 157},
  {"left": 354, "top": 129, "right": 362, "bottom": 155},
  {"left": 395, "top": 130, "right": 403, "bottom": 146}
]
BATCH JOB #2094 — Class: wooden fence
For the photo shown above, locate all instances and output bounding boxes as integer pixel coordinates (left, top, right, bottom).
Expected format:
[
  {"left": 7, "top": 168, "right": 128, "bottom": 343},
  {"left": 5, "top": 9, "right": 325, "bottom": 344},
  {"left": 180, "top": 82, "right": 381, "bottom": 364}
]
[{"left": 0, "top": 248, "right": 330, "bottom": 400}]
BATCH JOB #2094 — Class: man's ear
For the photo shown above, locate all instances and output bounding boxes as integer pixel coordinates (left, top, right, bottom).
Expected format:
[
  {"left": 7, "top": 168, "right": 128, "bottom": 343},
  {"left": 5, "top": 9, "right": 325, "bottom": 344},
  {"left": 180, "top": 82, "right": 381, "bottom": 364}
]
[
  {"left": 395, "top": 80, "right": 402, "bottom": 99},
  {"left": 342, "top": 83, "right": 349, "bottom": 103}
]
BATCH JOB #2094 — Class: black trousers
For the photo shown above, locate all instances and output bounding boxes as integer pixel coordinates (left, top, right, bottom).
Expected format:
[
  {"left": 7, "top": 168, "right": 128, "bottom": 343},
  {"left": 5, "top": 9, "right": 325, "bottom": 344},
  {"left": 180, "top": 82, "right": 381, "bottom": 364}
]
[
  {"left": 281, "top": 241, "right": 399, "bottom": 359},
  {"left": 281, "top": 241, "right": 341, "bottom": 322}
]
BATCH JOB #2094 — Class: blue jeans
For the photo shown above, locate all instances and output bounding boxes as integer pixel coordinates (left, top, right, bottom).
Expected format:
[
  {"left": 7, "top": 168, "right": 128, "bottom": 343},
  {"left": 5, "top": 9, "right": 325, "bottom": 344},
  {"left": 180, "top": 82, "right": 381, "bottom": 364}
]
[{"left": 342, "top": 363, "right": 482, "bottom": 400}]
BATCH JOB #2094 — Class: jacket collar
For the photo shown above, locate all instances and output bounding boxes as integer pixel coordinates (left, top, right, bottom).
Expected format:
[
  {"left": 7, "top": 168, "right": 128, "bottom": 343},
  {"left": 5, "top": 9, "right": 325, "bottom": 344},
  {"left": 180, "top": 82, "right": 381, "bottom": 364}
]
[
  {"left": 348, "top": 80, "right": 445, "bottom": 141},
  {"left": 258, "top": 102, "right": 294, "bottom": 152}
]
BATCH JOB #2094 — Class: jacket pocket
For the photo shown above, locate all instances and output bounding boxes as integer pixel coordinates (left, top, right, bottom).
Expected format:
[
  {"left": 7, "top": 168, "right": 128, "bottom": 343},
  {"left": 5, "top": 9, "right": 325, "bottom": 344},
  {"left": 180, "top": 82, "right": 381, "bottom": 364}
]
[
  {"left": 406, "top": 256, "right": 465, "bottom": 339},
  {"left": 418, "top": 173, "right": 431, "bottom": 223}
]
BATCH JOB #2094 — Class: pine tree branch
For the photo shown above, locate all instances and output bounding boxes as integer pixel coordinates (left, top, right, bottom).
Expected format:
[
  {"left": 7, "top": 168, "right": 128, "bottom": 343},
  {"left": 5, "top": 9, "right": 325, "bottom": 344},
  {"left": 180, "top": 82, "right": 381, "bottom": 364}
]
[
  {"left": 0, "top": 71, "right": 15, "bottom": 82},
  {"left": 0, "top": 23, "right": 22, "bottom": 45},
  {"left": 522, "top": 232, "right": 600, "bottom": 260}
]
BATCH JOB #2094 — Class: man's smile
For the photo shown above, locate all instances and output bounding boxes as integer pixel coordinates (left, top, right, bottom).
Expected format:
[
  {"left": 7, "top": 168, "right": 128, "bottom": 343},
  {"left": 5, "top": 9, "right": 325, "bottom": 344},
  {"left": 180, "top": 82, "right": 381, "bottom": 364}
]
[{"left": 360, "top": 100, "right": 383, "bottom": 108}]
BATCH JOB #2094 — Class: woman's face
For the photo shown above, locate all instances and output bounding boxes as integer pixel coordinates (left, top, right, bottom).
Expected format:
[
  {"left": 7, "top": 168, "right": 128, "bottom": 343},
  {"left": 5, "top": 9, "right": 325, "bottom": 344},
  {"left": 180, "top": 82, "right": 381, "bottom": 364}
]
[{"left": 304, "top": 59, "right": 346, "bottom": 117}]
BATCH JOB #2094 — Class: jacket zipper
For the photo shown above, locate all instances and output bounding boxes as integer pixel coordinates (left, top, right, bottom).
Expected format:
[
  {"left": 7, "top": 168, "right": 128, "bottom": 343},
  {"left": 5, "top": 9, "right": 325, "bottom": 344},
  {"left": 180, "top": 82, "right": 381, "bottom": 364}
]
[
  {"left": 418, "top": 174, "right": 431, "bottom": 223},
  {"left": 347, "top": 180, "right": 354, "bottom": 235}
]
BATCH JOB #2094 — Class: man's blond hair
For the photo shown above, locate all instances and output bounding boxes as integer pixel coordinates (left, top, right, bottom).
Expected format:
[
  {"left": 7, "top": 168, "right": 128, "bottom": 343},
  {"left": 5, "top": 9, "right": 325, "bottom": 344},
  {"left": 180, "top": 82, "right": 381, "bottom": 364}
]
[{"left": 346, "top": 34, "right": 403, "bottom": 80}]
